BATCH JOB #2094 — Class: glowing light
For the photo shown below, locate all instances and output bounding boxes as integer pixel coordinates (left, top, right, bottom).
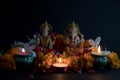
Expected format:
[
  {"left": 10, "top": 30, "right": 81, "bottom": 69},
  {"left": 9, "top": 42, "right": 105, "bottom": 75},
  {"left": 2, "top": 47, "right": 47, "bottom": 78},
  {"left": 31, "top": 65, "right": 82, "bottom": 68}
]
[
  {"left": 98, "top": 46, "right": 101, "bottom": 54},
  {"left": 59, "top": 58, "right": 62, "bottom": 63},
  {"left": 22, "top": 48, "right": 25, "bottom": 54}
]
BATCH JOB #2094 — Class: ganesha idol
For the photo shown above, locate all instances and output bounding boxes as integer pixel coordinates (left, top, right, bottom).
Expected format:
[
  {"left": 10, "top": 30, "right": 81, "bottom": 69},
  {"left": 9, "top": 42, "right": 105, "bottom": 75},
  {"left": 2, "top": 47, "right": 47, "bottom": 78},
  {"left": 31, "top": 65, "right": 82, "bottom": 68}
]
[
  {"left": 64, "top": 21, "right": 84, "bottom": 46},
  {"left": 63, "top": 21, "right": 85, "bottom": 56},
  {"left": 34, "top": 21, "right": 56, "bottom": 54}
]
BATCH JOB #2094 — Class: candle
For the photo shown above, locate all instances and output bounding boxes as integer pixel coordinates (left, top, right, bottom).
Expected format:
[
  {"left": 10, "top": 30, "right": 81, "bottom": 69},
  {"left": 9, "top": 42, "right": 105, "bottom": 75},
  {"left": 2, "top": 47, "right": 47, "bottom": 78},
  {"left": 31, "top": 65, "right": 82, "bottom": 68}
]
[
  {"left": 92, "top": 45, "right": 102, "bottom": 56},
  {"left": 52, "top": 58, "right": 68, "bottom": 68},
  {"left": 92, "top": 45, "right": 110, "bottom": 56}
]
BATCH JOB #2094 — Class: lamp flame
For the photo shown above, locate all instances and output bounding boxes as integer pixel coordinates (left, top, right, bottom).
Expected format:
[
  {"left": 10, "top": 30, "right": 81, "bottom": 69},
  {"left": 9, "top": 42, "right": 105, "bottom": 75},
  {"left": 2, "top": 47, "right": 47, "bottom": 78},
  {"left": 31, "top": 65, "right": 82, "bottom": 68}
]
[
  {"left": 59, "top": 58, "right": 62, "bottom": 63},
  {"left": 98, "top": 46, "right": 101, "bottom": 54},
  {"left": 22, "top": 48, "right": 25, "bottom": 53}
]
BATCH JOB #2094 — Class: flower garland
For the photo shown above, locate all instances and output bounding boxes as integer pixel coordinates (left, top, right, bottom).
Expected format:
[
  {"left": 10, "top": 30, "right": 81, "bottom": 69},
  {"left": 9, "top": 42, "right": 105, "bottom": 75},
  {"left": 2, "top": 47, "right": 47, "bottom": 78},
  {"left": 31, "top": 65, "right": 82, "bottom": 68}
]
[
  {"left": 107, "top": 52, "right": 120, "bottom": 69},
  {"left": 0, "top": 33, "right": 120, "bottom": 72},
  {"left": 0, "top": 53, "right": 16, "bottom": 70}
]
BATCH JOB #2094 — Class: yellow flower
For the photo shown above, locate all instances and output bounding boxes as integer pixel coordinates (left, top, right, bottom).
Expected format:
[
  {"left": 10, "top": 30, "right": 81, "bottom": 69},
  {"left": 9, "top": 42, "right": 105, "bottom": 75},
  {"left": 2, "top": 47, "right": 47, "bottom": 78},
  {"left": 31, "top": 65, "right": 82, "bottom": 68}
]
[
  {"left": 56, "top": 34, "right": 64, "bottom": 39},
  {"left": 107, "top": 52, "right": 120, "bottom": 69},
  {"left": 0, "top": 53, "right": 16, "bottom": 70}
]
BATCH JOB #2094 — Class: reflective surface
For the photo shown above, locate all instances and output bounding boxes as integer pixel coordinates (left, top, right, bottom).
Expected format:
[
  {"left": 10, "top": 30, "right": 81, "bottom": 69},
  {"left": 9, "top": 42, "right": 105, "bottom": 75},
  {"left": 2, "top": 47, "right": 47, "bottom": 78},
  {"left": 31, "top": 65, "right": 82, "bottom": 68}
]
[{"left": 0, "top": 69, "right": 120, "bottom": 80}]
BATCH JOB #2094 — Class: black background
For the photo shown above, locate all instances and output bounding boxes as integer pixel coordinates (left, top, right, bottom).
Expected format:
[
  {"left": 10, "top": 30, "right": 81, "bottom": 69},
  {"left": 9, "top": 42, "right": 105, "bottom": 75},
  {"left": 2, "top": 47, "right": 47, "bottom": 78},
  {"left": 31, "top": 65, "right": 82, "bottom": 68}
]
[{"left": 0, "top": 0, "right": 120, "bottom": 53}]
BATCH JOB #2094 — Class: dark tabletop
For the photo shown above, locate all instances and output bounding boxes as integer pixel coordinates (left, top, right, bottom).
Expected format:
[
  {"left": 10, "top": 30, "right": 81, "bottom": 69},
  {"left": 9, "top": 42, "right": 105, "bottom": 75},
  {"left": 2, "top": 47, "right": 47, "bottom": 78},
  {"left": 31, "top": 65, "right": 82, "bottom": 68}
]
[{"left": 0, "top": 69, "right": 120, "bottom": 80}]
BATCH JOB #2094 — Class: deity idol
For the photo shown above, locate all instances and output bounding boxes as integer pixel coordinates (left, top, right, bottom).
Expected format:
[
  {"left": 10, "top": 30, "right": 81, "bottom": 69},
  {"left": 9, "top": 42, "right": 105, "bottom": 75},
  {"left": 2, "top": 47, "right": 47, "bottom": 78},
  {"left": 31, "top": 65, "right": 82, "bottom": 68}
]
[
  {"left": 35, "top": 21, "right": 55, "bottom": 53},
  {"left": 64, "top": 21, "right": 84, "bottom": 47}
]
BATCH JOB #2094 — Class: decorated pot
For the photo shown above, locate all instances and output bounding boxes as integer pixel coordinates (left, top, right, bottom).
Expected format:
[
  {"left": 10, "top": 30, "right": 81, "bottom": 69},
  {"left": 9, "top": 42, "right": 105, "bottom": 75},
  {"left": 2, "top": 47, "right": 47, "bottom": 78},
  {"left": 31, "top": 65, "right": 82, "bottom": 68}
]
[
  {"left": 15, "top": 52, "right": 36, "bottom": 65},
  {"left": 94, "top": 56, "right": 108, "bottom": 69},
  {"left": 92, "top": 51, "right": 110, "bottom": 69}
]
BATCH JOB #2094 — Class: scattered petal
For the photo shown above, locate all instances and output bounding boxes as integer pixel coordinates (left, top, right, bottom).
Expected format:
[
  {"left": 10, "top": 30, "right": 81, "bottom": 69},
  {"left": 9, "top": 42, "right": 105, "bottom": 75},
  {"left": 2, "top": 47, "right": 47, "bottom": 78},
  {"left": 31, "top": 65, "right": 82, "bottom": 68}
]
[{"left": 88, "top": 69, "right": 96, "bottom": 74}]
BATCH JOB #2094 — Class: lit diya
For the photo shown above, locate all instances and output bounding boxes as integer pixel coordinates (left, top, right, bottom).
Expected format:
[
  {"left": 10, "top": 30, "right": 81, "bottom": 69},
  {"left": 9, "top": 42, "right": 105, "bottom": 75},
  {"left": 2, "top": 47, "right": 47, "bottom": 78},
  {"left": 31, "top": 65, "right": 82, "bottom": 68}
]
[
  {"left": 92, "top": 46, "right": 110, "bottom": 69},
  {"left": 15, "top": 48, "right": 35, "bottom": 65},
  {"left": 92, "top": 46, "right": 110, "bottom": 56}
]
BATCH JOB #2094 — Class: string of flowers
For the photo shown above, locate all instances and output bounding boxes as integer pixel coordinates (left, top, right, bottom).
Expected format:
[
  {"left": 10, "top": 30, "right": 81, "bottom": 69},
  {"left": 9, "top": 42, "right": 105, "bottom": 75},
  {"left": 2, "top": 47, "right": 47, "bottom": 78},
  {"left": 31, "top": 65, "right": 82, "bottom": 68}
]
[{"left": 0, "top": 33, "right": 120, "bottom": 72}]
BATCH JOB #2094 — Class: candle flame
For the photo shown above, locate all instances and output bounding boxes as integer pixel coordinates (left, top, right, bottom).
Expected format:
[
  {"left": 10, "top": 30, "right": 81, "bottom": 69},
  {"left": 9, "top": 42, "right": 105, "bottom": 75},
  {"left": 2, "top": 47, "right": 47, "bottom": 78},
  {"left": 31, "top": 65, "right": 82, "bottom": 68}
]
[
  {"left": 98, "top": 46, "right": 101, "bottom": 54},
  {"left": 22, "top": 48, "right": 25, "bottom": 53},
  {"left": 59, "top": 58, "right": 62, "bottom": 63}
]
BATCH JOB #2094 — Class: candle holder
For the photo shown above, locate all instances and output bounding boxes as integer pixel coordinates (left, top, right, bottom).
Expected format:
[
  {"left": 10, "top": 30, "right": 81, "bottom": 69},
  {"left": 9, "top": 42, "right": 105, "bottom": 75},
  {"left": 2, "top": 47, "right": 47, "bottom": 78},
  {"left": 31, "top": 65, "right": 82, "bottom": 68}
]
[
  {"left": 92, "top": 51, "right": 110, "bottom": 69},
  {"left": 15, "top": 48, "right": 35, "bottom": 65},
  {"left": 52, "top": 58, "right": 68, "bottom": 72},
  {"left": 16, "top": 53, "right": 35, "bottom": 65}
]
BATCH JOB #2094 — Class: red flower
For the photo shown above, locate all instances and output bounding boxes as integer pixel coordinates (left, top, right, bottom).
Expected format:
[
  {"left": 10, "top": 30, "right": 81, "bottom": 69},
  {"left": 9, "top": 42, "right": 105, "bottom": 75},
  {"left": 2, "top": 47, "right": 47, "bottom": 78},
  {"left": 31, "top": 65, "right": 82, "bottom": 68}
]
[
  {"left": 54, "top": 38, "right": 65, "bottom": 53},
  {"left": 87, "top": 69, "right": 96, "bottom": 74},
  {"left": 47, "top": 49, "right": 55, "bottom": 53},
  {"left": 34, "top": 46, "right": 41, "bottom": 53}
]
